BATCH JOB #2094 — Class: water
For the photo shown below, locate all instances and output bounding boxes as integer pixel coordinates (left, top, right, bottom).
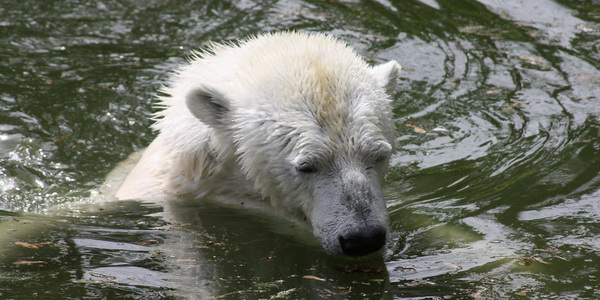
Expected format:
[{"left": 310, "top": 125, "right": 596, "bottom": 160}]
[{"left": 1, "top": 0, "right": 598, "bottom": 299}]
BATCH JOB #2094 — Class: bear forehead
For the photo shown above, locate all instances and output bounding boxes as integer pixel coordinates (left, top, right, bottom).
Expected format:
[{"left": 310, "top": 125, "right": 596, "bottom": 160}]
[
  {"left": 193, "top": 32, "right": 380, "bottom": 126},
  {"left": 239, "top": 53, "right": 380, "bottom": 134},
  {"left": 234, "top": 49, "right": 387, "bottom": 152},
  {"left": 238, "top": 58, "right": 385, "bottom": 147},
  {"left": 203, "top": 33, "right": 391, "bottom": 150}
]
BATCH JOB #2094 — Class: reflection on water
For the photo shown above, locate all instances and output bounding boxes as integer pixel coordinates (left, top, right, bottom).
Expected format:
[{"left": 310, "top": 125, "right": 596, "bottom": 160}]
[{"left": 1, "top": 0, "right": 598, "bottom": 299}]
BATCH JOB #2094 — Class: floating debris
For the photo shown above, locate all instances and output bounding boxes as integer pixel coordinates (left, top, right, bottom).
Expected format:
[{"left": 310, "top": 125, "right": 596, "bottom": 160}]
[
  {"left": 518, "top": 56, "right": 544, "bottom": 64},
  {"left": 576, "top": 23, "right": 600, "bottom": 33},
  {"left": 337, "top": 286, "right": 352, "bottom": 295},
  {"left": 471, "top": 288, "right": 487, "bottom": 299},
  {"left": 133, "top": 239, "right": 160, "bottom": 246},
  {"left": 271, "top": 288, "right": 298, "bottom": 299},
  {"left": 405, "top": 280, "right": 435, "bottom": 287},
  {"left": 15, "top": 241, "right": 52, "bottom": 249},
  {"left": 444, "top": 262, "right": 463, "bottom": 270},
  {"left": 334, "top": 264, "right": 384, "bottom": 274},
  {"left": 393, "top": 266, "right": 416, "bottom": 273},
  {"left": 516, "top": 287, "right": 539, "bottom": 296},
  {"left": 533, "top": 248, "right": 561, "bottom": 253},
  {"left": 52, "top": 136, "right": 70, "bottom": 143},
  {"left": 13, "top": 260, "right": 47, "bottom": 265},
  {"left": 517, "top": 56, "right": 551, "bottom": 69},
  {"left": 532, "top": 256, "right": 552, "bottom": 265},
  {"left": 501, "top": 100, "right": 528, "bottom": 111},
  {"left": 302, "top": 275, "right": 327, "bottom": 282},
  {"left": 405, "top": 123, "right": 427, "bottom": 134}
]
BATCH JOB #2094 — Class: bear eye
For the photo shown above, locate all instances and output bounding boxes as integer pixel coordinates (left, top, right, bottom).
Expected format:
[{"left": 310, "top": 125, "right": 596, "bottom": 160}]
[{"left": 295, "top": 161, "right": 318, "bottom": 173}]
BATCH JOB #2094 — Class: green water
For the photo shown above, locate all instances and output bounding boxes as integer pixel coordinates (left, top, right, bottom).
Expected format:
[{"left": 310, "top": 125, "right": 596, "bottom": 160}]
[{"left": 1, "top": 0, "right": 599, "bottom": 299}]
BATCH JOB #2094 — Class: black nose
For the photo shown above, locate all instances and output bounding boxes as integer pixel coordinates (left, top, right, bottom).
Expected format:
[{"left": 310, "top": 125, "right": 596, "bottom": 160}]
[{"left": 339, "top": 225, "right": 386, "bottom": 256}]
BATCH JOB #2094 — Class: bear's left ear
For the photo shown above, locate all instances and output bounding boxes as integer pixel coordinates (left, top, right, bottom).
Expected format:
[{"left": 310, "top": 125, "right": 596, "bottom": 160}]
[
  {"left": 186, "top": 87, "right": 230, "bottom": 128},
  {"left": 370, "top": 60, "right": 401, "bottom": 95}
]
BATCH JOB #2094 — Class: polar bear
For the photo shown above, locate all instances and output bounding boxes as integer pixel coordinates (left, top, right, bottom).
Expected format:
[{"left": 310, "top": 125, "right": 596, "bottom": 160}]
[{"left": 116, "top": 32, "right": 401, "bottom": 256}]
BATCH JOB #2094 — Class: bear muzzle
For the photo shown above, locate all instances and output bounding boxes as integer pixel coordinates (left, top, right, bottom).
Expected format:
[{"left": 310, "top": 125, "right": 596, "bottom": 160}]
[{"left": 338, "top": 224, "right": 386, "bottom": 256}]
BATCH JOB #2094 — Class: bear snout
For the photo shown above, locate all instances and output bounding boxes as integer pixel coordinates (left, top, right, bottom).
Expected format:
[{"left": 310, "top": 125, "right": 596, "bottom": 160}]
[{"left": 338, "top": 224, "right": 386, "bottom": 256}]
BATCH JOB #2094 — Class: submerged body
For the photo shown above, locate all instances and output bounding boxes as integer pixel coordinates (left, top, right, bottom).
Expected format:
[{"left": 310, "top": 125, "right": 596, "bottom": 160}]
[{"left": 116, "top": 32, "right": 401, "bottom": 256}]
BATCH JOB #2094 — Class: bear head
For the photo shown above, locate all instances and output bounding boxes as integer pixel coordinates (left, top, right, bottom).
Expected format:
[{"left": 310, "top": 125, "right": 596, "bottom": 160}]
[{"left": 184, "top": 32, "right": 401, "bottom": 256}]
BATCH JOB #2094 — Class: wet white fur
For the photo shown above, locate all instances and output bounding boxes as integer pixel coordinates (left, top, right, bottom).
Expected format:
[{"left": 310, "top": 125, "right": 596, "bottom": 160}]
[{"left": 116, "top": 32, "right": 401, "bottom": 254}]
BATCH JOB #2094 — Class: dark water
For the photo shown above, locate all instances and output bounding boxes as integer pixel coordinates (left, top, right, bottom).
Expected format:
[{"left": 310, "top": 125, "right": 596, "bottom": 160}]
[{"left": 1, "top": 0, "right": 599, "bottom": 299}]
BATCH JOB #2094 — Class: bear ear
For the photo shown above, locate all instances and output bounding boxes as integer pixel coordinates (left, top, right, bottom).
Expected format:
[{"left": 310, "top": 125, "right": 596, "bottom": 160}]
[
  {"left": 186, "top": 87, "right": 230, "bottom": 128},
  {"left": 370, "top": 60, "right": 401, "bottom": 95}
]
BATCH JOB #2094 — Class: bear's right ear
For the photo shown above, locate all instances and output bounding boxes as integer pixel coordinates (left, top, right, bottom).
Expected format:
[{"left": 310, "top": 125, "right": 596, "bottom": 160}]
[
  {"left": 186, "top": 87, "right": 230, "bottom": 128},
  {"left": 370, "top": 60, "right": 402, "bottom": 95}
]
